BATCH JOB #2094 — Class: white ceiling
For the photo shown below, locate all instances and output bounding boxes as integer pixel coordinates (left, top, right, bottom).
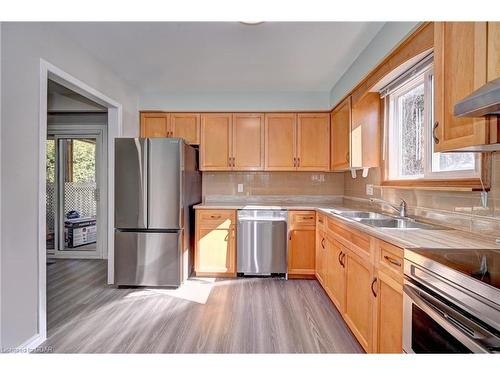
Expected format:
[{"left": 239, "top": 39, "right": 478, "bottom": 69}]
[{"left": 53, "top": 22, "right": 385, "bottom": 94}]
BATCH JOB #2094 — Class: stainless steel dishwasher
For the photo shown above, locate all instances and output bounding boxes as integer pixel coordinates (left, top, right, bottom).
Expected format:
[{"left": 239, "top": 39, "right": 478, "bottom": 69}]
[{"left": 237, "top": 209, "right": 288, "bottom": 276}]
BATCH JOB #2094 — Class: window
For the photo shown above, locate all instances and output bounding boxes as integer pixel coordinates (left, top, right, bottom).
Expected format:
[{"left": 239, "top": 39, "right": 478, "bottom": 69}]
[{"left": 385, "top": 58, "right": 478, "bottom": 181}]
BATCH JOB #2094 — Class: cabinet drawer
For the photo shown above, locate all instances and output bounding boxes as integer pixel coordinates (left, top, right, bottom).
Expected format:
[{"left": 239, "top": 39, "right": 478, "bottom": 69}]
[
  {"left": 289, "top": 211, "right": 316, "bottom": 228},
  {"left": 377, "top": 240, "right": 403, "bottom": 276},
  {"left": 196, "top": 209, "right": 236, "bottom": 229},
  {"left": 327, "top": 217, "right": 371, "bottom": 257}
]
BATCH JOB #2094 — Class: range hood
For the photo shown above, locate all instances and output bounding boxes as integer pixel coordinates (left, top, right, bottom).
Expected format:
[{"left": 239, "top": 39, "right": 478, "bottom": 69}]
[{"left": 454, "top": 78, "right": 500, "bottom": 117}]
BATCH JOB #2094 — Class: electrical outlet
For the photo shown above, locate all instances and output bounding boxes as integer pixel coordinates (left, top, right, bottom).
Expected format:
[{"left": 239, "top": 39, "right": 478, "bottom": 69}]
[
  {"left": 237, "top": 183, "right": 244, "bottom": 193},
  {"left": 366, "top": 184, "right": 374, "bottom": 196}
]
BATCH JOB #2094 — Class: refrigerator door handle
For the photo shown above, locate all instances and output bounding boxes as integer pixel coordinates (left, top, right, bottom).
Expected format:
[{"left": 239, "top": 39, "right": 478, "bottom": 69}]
[{"left": 142, "top": 139, "right": 149, "bottom": 228}]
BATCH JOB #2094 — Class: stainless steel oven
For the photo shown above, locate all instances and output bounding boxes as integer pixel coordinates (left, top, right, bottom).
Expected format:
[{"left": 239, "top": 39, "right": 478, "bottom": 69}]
[{"left": 403, "top": 253, "right": 500, "bottom": 354}]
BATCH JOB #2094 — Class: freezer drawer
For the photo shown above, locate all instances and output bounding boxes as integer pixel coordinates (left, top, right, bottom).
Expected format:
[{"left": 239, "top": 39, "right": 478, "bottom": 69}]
[
  {"left": 237, "top": 216, "right": 287, "bottom": 275},
  {"left": 115, "top": 230, "right": 181, "bottom": 287}
]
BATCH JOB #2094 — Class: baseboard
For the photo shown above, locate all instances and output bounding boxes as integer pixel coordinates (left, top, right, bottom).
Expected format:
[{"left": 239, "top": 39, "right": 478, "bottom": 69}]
[{"left": 13, "top": 333, "right": 46, "bottom": 353}]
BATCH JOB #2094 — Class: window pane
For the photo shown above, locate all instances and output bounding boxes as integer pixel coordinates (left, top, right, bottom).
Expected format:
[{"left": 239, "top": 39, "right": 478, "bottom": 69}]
[
  {"left": 398, "top": 83, "right": 424, "bottom": 178},
  {"left": 433, "top": 152, "right": 475, "bottom": 172}
]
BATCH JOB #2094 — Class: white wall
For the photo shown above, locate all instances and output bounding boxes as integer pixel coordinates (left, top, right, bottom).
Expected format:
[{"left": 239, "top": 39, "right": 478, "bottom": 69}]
[
  {"left": 0, "top": 22, "right": 139, "bottom": 349},
  {"left": 329, "top": 22, "right": 420, "bottom": 107},
  {"left": 140, "top": 90, "right": 331, "bottom": 111}
]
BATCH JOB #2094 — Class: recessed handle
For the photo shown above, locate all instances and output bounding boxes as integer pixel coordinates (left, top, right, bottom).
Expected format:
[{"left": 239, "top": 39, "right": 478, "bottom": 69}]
[
  {"left": 383, "top": 255, "right": 402, "bottom": 267},
  {"left": 371, "top": 277, "right": 378, "bottom": 297},
  {"left": 433, "top": 121, "right": 440, "bottom": 144}
]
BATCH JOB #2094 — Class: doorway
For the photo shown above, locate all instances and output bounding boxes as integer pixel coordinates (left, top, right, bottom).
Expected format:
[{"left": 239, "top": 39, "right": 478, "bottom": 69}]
[{"left": 46, "top": 129, "right": 106, "bottom": 259}]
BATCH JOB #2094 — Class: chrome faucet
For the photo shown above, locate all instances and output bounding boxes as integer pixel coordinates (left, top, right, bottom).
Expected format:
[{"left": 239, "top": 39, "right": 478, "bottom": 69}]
[{"left": 370, "top": 198, "right": 407, "bottom": 218}]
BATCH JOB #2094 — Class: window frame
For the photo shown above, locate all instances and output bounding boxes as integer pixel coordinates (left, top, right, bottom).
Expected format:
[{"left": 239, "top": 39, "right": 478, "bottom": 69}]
[{"left": 382, "top": 62, "right": 488, "bottom": 190}]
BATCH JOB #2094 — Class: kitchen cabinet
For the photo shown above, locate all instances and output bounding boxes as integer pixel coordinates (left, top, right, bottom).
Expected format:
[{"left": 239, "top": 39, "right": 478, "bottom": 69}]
[
  {"left": 350, "top": 93, "right": 380, "bottom": 169},
  {"left": 264, "top": 113, "right": 297, "bottom": 170},
  {"left": 140, "top": 112, "right": 170, "bottom": 137},
  {"left": 195, "top": 209, "right": 236, "bottom": 277},
  {"left": 232, "top": 113, "right": 265, "bottom": 170},
  {"left": 288, "top": 211, "right": 316, "bottom": 278},
  {"left": 343, "top": 249, "right": 375, "bottom": 352},
  {"left": 488, "top": 22, "right": 500, "bottom": 81},
  {"left": 296, "top": 113, "right": 330, "bottom": 171},
  {"left": 265, "top": 113, "right": 330, "bottom": 171},
  {"left": 374, "top": 269, "right": 403, "bottom": 353},
  {"left": 170, "top": 113, "right": 200, "bottom": 145},
  {"left": 315, "top": 229, "right": 326, "bottom": 286},
  {"left": 330, "top": 96, "right": 351, "bottom": 171},
  {"left": 325, "top": 238, "right": 345, "bottom": 313},
  {"left": 434, "top": 22, "right": 488, "bottom": 151},
  {"left": 200, "top": 113, "right": 232, "bottom": 170}
]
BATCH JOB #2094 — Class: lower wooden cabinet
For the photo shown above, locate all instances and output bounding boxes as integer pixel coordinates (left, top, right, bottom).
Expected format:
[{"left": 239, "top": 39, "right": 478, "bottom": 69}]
[
  {"left": 343, "top": 249, "right": 375, "bottom": 352},
  {"left": 374, "top": 269, "right": 403, "bottom": 353},
  {"left": 325, "top": 239, "right": 345, "bottom": 313},
  {"left": 288, "top": 211, "right": 316, "bottom": 277},
  {"left": 315, "top": 228, "right": 327, "bottom": 286},
  {"left": 195, "top": 209, "right": 236, "bottom": 277}
]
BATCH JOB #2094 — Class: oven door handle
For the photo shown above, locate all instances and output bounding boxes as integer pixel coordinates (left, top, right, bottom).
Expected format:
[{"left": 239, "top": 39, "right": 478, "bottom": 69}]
[{"left": 404, "top": 283, "right": 497, "bottom": 353}]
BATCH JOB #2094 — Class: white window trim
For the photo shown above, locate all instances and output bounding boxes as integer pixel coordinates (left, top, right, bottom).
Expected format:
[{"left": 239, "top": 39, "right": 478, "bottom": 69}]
[{"left": 386, "top": 63, "right": 480, "bottom": 181}]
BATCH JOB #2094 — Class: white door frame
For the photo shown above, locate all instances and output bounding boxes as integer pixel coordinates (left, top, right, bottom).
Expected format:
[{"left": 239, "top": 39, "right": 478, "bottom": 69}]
[
  {"left": 48, "top": 128, "right": 106, "bottom": 259},
  {"left": 37, "top": 59, "right": 122, "bottom": 346}
]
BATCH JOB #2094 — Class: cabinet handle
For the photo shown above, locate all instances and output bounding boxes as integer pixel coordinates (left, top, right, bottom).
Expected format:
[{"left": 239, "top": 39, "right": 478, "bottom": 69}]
[
  {"left": 210, "top": 215, "right": 221, "bottom": 219},
  {"left": 338, "top": 251, "right": 343, "bottom": 266},
  {"left": 433, "top": 121, "right": 440, "bottom": 144},
  {"left": 289, "top": 232, "right": 292, "bottom": 241},
  {"left": 297, "top": 157, "right": 300, "bottom": 167},
  {"left": 345, "top": 152, "right": 349, "bottom": 163},
  {"left": 371, "top": 277, "right": 378, "bottom": 297},
  {"left": 302, "top": 216, "right": 314, "bottom": 220},
  {"left": 293, "top": 157, "right": 297, "bottom": 167},
  {"left": 383, "top": 255, "right": 402, "bottom": 267},
  {"left": 321, "top": 238, "right": 325, "bottom": 249},
  {"left": 318, "top": 218, "right": 324, "bottom": 224}
]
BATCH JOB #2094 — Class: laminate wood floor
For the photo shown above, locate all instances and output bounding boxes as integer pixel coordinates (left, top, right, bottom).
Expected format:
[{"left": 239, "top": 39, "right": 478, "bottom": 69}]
[{"left": 42, "top": 259, "right": 363, "bottom": 353}]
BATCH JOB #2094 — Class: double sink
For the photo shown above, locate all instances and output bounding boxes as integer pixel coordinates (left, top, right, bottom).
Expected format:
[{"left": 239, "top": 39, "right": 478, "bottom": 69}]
[{"left": 326, "top": 209, "right": 443, "bottom": 230}]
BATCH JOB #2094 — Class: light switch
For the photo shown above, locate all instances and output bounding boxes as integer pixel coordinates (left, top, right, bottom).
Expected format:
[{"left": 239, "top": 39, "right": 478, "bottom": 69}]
[
  {"left": 237, "top": 183, "right": 244, "bottom": 193},
  {"left": 366, "top": 184, "right": 374, "bottom": 196}
]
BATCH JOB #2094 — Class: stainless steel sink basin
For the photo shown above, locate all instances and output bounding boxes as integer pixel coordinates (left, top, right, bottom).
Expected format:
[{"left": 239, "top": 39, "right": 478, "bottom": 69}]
[
  {"left": 337, "top": 211, "right": 393, "bottom": 220},
  {"left": 356, "top": 218, "right": 442, "bottom": 230}
]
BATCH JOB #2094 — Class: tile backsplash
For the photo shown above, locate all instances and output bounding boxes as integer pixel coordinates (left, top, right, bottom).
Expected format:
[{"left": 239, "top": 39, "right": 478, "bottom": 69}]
[
  {"left": 344, "top": 153, "right": 500, "bottom": 236},
  {"left": 202, "top": 171, "right": 344, "bottom": 197}
]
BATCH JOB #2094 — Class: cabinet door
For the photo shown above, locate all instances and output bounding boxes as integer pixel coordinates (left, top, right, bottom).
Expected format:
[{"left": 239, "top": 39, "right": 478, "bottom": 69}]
[
  {"left": 331, "top": 97, "right": 351, "bottom": 171},
  {"left": 351, "top": 93, "right": 380, "bottom": 169},
  {"left": 343, "top": 250, "right": 375, "bottom": 352},
  {"left": 195, "top": 210, "right": 236, "bottom": 277},
  {"left": 264, "top": 113, "right": 296, "bottom": 170},
  {"left": 315, "top": 229, "right": 326, "bottom": 286},
  {"left": 487, "top": 22, "right": 500, "bottom": 81},
  {"left": 288, "top": 228, "right": 316, "bottom": 276},
  {"left": 200, "top": 113, "right": 232, "bottom": 170},
  {"left": 434, "top": 22, "right": 488, "bottom": 151},
  {"left": 171, "top": 113, "right": 200, "bottom": 145},
  {"left": 232, "top": 113, "right": 265, "bottom": 170},
  {"left": 140, "top": 112, "right": 170, "bottom": 137},
  {"left": 374, "top": 270, "right": 403, "bottom": 353},
  {"left": 326, "top": 240, "right": 345, "bottom": 313},
  {"left": 296, "top": 113, "right": 330, "bottom": 171}
]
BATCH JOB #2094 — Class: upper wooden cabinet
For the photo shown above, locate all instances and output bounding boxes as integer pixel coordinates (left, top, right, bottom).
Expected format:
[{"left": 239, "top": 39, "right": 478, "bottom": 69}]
[
  {"left": 330, "top": 96, "right": 351, "bottom": 171},
  {"left": 264, "top": 113, "right": 297, "bottom": 170},
  {"left": 296, "top": 113, "right": 330, "bottom": 171},
  {"left": 170, "top": 113, "right": 200, "bottom": 145},
  {"left": 434, "top": 22, "right": 488, "bottom": 151},
  {"left": 232, "top": 113, "right": 265, "bottom": 170},
  {"left": 265, "top": 113, "right": 330, "bottom": 171},
  {"left": 200, "top": 113, "right": 232, "bottom": 171},
  {"left": 350, "top": 93, "right": 380, "bottom": 169},
  {"left": 140, "top": 112, "right": 170, "bottom": 137},
  {"left": 488, "top": 22, "right": 500, "bottom": 81}
]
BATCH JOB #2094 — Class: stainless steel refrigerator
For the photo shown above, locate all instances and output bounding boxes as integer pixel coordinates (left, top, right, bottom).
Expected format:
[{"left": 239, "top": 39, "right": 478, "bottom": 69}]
[{"left": 114, "top": 138, "right": 201, "bottom": 287}]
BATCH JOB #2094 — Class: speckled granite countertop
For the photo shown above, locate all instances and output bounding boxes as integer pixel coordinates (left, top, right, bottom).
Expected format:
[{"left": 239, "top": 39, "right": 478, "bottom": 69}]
[{"left": 194, "top": 197, "right": 500, "bottom": 250}]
